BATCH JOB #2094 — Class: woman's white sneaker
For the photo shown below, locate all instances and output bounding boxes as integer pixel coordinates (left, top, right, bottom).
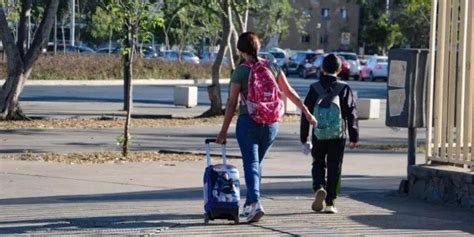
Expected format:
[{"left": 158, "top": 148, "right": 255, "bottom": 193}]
[
  {"left": 246, "top": 202, "right": 265, "bottom": 223},
  {"left": 242, "top": 205, "right": 251, "bottom": 217}
]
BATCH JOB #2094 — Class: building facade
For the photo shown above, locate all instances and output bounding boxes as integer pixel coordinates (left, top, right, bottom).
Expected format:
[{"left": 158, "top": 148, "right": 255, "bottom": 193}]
[{"left": 252, "top": 0, "right": 360, "bottom": 52}]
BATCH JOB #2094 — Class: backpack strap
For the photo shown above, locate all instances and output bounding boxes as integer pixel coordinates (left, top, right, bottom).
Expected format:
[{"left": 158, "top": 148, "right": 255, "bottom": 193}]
[{"left": 240, "top": 59, "right": 270, "bottom": 104}]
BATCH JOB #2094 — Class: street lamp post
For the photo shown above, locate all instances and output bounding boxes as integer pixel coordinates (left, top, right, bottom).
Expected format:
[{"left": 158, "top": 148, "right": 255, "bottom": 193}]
[
  {"left": 316, "top": 23, "right": 321, "bottom": 50},
  {"left": 70, "top": 0, "right": 75, "bottom": 46}
]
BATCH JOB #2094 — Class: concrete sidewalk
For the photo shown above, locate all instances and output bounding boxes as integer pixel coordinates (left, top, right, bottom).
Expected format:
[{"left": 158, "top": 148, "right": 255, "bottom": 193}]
[{"left": 1, "top": 151, "right": 473, "bottom": 236}]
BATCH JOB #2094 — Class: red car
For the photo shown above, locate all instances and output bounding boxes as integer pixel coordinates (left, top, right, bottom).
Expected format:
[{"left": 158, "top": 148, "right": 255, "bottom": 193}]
[{"left": 338, "top": 57, "right": 351, "bottom": 81}]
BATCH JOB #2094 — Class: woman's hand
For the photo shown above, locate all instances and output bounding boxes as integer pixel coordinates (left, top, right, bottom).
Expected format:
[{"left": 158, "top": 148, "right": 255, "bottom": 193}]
[
  {"left": 216, "top": 130, "right": 227, "bottom": 144},
  {"left": 302, "top": 108, "right": 317, "bottom": 127}
]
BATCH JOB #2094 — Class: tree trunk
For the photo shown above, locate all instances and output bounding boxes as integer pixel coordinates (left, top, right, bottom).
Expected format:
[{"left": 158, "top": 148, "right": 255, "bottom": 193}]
[
  {"left": 0, "top": 69, "right": 31, "bottom": 120},
  {"left": 0, "top": 0, "right": 59, "bottom": 120},
  {"left": 202, "top": 0, "right": 232, "bottom": 117},
  {"left": 108, "top": 28, "right": 113, "bottom": 54},
  {"left": 61, "top": 21, "right": 66, "bottom": 53},
  {"left": 229, "top": 27, "right": 239, "bottom": 68},
  {"left": 122, "top": 29, "right": 134, "bottom": 157}
]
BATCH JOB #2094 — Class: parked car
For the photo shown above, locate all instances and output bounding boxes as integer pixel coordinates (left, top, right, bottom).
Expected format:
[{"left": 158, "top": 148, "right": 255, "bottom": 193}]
[
  {"left": 159, "top": 50, "right": 180, "bottom": 61},
  {"left": 139, "top": 45, "right": 158, "bottom": 59},
  {"left": 199, "top": 52, "right": 229, "bottom": 65},
  {"left": 334, "top": 52, "right": 360, "bottom": 80},
  {"left": 96, "top": 45, "right": 157, "bottom": 58},
  {"left": 360, "top": 55, "right": 388, "bottom": 81},
  {"left": 283, "top": 51, "right": 318, "bottom": 76},
  {"left": 299, "top": 53, "right": 324, "bottom": 79},
  {"left": 338, "top": 57, "right": 351, "bottom": 81},
  {"left": 96, "top": 47, "right": 120, "bottom": 54},
  {"left": 159, "top": 50, "right": 200, "bottom": 64},
  {"left": 181, "top": 51, "right": 200, "bottom": 64},
  {"left": 300, "top": 54, "right": 350, "bottom": 80},
  {"left": 258, "top": 52, "right": 277, "bottom": 64},
  {"left": 269, "top": 50, "right": 287, "bottom": 68},
  {"left": 46, "top": 43, "right": 95, "bottom": 54}
]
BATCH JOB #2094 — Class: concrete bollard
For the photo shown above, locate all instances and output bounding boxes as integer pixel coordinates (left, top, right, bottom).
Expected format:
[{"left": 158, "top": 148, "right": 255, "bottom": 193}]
[
  {"left": 282, "top": 94, "right": 299, "bottom": 114},
  {"left": 174, "top": 86, "right": 198, "bottom": 108},
  {"left": 356, "top": 98, "right": 380, "bottom": 119}
]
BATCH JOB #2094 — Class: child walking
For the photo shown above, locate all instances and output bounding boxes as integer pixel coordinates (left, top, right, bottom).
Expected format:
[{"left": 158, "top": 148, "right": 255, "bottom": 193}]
[{"left": 300, "top": 54, "right": 359, "bottom": 214}]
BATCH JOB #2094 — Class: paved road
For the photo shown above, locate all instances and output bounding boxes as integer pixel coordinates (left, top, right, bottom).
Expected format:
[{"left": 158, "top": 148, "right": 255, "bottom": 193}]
[{"left": 20, "top": 78, "right": 387, "bottom": 106}]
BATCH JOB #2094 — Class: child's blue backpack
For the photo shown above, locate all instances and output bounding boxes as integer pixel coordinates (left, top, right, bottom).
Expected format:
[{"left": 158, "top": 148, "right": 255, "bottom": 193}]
[{"left": 312, "top": 81, "right": 346, "bottom": 140}]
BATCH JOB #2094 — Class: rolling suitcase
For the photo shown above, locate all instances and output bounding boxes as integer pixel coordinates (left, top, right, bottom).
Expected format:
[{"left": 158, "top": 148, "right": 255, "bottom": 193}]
[{"left": 203, "top": 139, "right": 240, "bottom": 224}]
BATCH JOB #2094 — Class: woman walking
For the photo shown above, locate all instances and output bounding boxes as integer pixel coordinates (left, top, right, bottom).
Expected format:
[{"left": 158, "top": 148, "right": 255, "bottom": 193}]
[{"left": 216, "top": 32, "right": 316, "bottom": 223}]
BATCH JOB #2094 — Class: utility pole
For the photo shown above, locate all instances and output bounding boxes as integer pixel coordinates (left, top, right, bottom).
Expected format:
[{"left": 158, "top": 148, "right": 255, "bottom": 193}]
[
  {"left": 70, "top": 0, "right": 75, "bottom": 46},
  {"left": 54, "top": 15, "right": 58, "bottom": 54}
]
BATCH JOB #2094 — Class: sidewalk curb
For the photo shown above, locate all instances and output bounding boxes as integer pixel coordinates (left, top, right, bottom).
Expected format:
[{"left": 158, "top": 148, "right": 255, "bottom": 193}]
[{"left": 0, "top": 79, "right": 231, "bottom": 86}]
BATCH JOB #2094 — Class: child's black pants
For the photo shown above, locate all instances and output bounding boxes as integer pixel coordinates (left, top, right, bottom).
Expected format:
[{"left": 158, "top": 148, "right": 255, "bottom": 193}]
[{"left": 311, "top": 138, "right": 346, "bottom": 205}]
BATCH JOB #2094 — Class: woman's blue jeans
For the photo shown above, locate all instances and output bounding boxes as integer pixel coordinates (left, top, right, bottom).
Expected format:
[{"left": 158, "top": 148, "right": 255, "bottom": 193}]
[{"left": 236, "top": 114, "right": 279, "bottom": 206}]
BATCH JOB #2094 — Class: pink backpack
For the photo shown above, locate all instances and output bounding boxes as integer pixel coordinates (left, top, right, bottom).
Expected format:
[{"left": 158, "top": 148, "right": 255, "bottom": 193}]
[{"left": 242, "top": 59, "right": 284, "bottom": 124}]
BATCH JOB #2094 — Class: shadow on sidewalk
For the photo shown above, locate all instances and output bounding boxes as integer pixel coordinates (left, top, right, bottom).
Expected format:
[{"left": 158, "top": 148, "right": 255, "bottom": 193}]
[
  {"left": 1, "top": 176, "right": 473, "bottom": 234},
  {"left": 0, "top": 213, "right": 204, "bottom": 234},
  {"left": 0, "top": 175, "right": 396, "bottom": 205},
  {"left": 346, "top": 191, "right": 474, "bottom": 234}
]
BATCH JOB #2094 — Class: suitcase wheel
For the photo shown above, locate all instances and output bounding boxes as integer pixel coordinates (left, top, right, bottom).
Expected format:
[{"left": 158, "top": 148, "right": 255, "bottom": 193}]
[
  {"left": 204, "top": 213, "right": 210, "bottom": 224},
  {"left": 234, "top": 217, "right": 239, "bottom": 224}
]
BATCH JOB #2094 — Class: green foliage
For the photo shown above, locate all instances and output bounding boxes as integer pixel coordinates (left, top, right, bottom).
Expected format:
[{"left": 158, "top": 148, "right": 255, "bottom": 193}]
[
  {"left": 159, "top": 0, "right": 220, "bottom": 49},
  {"left": 251, "top": 0, "right": 294, "bottom": 44},
  {"left": 87, "top": 7, "right": 114, "bottom": 44},
  {"left": 116, "top": 134, "right": 126, "bottom": 148},
  {"left": 359, "top": 1, "right": 402, "bottom": 54},
  {"left": 392, "top": 0, "right": 431, "bottom": 48},
  {"left": 359, "top": 0, "right": 431, "bottom": 52},
  {"left": 0, "top": 0, "right": 20, "bottom": 23},
  {"left": 0, "top": 54, "right": 231, "bottom": 80},
  {"left": 102, "top": 0, "right": 164, "bottom": 54}
]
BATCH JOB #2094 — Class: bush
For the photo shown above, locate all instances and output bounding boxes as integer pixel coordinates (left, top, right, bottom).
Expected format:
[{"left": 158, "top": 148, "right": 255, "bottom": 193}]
[{"left": 0, "top": 54, "right": 231, "bottom": 80}]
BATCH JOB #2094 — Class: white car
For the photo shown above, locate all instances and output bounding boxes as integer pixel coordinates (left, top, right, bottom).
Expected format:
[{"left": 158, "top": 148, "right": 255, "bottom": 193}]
[
  {"left": 269, "top": 50, "right": 287, "bottom": 68},
  {"left": 159, "top": 50, "right": 200, "bottom": 64},
  {"left": 159, "top": 50, "right": 180, "bottom": 61},
  {"left": 361, "top": 55, "right": 388, "bottom": 81},
  {"left": 181, "top": 51, "right": 200, "bottom": 64}
]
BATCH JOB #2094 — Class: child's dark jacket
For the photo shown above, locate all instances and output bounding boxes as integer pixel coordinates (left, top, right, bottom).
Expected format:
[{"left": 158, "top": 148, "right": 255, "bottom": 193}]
[{"left": 300, "top": 75, "right": 359, "bottom": 143}]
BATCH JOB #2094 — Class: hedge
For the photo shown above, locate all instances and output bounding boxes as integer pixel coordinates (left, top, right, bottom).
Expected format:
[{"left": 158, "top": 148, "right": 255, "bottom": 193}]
[{"left": 0, "top": 54, "right": 231, "bottom": 80}]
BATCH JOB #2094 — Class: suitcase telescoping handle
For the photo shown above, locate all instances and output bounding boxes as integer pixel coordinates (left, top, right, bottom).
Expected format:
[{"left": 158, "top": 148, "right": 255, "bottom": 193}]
[{"left": 205, "top": 139, "right": 227, "bottom": 167}]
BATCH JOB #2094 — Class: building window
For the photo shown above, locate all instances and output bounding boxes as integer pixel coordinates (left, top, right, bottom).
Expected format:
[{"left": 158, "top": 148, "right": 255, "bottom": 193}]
[
  {"left": 320, "top": 35, "right": 328, "bottom": 44},
  {"left": 321, "top": 8, "right": 330, "bottom": 18},
  {"left": 301, "top": 33, "right": 310, "bottom": 43},
  {"left": 340, "top": 8, "right": 347, "bottom": 19}
]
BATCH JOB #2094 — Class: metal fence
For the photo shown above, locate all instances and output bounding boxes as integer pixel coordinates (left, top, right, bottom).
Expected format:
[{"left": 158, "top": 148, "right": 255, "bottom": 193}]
[{"left": 426, "top": 0, "right": 474, "bottom": 171}]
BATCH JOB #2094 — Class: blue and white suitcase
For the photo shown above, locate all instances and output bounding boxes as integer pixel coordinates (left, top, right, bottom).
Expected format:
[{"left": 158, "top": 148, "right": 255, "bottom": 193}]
[{"left": 203, "top": 139, "right": 240, "bottom": 224}]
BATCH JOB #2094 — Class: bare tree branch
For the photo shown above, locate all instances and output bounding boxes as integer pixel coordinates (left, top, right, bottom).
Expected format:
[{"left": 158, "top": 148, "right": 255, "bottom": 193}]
[
  {"left": 0, "top": 9, "right": 24, "bottom": 74},
  {"left": 16, "top": 0, "right": 33, "bottom": 59},
  {"left": 24, "top": 0, "right": 59, "bottom": 69}
]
